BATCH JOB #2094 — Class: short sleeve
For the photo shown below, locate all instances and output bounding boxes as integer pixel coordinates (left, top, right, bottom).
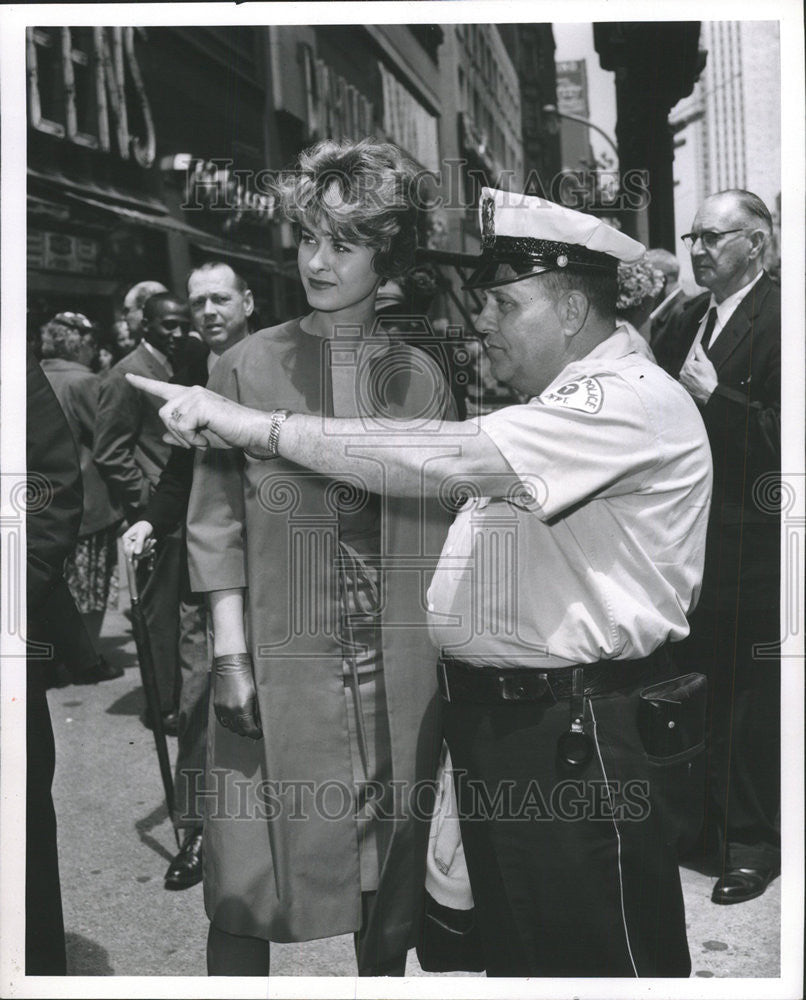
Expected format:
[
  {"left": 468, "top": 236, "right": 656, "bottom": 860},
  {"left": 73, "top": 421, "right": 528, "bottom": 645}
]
[{"left": 477, "top": 372, "right": 660, "bottom": 520}]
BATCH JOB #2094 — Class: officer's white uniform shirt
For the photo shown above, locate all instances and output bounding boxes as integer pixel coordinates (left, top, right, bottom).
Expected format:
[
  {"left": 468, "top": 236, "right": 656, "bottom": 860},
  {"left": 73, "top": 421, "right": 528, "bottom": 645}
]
[{"left": 427, "top": 327, "right": 713, "bottom": 667}]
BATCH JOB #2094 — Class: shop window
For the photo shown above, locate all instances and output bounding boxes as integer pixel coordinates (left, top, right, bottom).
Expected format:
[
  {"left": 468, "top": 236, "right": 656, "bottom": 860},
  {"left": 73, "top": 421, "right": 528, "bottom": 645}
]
[
  {"left": 27, "top": 28, "right": 66, "bottom": 136},
  {"left": 67, "top": 28, "right": 100, "bottom": 147}
]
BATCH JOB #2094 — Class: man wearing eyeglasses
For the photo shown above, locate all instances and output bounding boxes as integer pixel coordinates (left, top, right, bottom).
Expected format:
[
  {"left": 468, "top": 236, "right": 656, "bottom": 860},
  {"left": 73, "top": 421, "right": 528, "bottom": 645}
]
[
  {"left": 659, "top": 189, "right": 781, "bottom": 907},
  {"left": 94, "top": 292, "right": 194, "bottom": 733}
]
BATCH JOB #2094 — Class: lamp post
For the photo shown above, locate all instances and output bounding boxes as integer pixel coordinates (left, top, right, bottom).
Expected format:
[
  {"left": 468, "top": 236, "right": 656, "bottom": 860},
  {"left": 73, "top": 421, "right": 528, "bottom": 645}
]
[
  {"left": 541, "top": 104, "right": 619, "bottom": 162},
  {"left": 541, "top": 104, "right": 623, "bottom": 227}
]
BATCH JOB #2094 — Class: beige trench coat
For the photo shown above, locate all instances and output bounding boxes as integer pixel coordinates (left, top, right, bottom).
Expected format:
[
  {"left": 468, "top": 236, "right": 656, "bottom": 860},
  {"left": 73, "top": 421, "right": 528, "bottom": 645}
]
[{"left": 187, "top": 319, "right": 452, "bottom": 964}]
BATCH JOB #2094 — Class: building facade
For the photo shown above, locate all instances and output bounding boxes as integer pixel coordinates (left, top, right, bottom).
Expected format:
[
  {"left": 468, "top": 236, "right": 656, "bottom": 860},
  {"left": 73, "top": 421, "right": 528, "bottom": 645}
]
[
  {"left": 26, "top": 23, "right": 544, "bottom": 354},
  {"left": 26, "top": 26, "right": 294, "bottom": 341}
]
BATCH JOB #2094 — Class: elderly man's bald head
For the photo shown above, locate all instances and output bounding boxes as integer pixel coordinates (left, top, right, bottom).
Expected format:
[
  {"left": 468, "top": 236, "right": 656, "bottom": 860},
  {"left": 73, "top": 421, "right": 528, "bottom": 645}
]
[{"left": 122, "top": 279, "right": 169, "bottom": 339}]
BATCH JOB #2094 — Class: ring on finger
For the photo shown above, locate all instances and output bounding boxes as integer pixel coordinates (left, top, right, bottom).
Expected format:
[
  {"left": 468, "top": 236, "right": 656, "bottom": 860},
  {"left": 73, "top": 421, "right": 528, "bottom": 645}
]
[{"left": 171, "top": 408, "right": 182, "bottom": 422}]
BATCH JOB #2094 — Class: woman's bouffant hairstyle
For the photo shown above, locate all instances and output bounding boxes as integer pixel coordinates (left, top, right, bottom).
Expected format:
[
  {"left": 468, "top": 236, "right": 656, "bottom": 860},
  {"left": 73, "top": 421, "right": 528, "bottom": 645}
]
[{"left": 276, "top": 139, "right": 420, "bottom": 279}]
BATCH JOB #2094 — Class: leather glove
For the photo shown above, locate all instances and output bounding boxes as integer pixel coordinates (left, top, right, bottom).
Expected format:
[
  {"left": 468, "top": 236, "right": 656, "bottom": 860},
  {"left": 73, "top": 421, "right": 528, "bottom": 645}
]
[{"left": 213, "top": 653, "right": 263, "bottom": 740}]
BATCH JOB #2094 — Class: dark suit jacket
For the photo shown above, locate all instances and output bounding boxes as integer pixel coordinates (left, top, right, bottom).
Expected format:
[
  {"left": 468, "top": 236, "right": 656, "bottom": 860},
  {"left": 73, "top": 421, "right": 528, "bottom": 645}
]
[
  {"left": 650, "top": 287, "right": 690, "bottom": 355},
  {"left": 26, "top": 350, "right": 83, "bottom": 613},
  {"left": 41, "top": 358, "right": 122, "bottom": 537},
  {"left": 658, "top": 272, "right": 780, "bottom": 610},
  {"left": 93, "top": 341, "right": 176, "bottom": 523},
  {"left": 143, "top": 339, "right": 210, "bottom": 539}
]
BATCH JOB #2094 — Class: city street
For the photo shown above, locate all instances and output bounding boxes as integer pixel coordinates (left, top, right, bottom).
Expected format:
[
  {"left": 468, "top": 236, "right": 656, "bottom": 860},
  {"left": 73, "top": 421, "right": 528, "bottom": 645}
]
[
  {"left": 43, "top": 597, "right": 781, "bottom": 982},
  {"left": 5, "top": 9, "right": 799, "bottom": 998}
]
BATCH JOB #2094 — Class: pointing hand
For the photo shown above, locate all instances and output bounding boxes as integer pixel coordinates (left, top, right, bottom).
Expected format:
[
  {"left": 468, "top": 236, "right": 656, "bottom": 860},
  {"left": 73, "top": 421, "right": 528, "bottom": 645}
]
[{"left": 125, "top": 374, "right": 249, "bottom": 451}]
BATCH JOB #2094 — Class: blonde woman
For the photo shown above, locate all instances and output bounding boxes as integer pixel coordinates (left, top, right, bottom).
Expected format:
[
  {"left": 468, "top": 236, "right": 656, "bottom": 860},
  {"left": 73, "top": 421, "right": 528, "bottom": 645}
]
[{"left": 185, "top": 140, "right": 452, "bottom": 976}]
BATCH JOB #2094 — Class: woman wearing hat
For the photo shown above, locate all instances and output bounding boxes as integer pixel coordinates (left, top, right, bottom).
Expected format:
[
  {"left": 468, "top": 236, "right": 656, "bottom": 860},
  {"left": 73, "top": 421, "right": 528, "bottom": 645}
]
[{"left": 184, "top": 139, "right": 452, "bottom": 976}]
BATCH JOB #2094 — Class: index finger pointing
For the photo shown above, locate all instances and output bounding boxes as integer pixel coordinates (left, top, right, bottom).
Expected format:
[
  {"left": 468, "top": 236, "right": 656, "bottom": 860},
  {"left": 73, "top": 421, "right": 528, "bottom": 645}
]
[{"left": 125, "top": 373, "right": 184, "bottom": 400}]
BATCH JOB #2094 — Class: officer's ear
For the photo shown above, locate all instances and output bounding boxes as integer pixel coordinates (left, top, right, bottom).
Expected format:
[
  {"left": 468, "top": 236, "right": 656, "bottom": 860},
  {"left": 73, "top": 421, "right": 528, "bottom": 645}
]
[
  {"left": 557, "top": 290, "right": 589, "bottom": 336},
  {"left": 243, "top": 289, "right": 255, "bottom": 317}
]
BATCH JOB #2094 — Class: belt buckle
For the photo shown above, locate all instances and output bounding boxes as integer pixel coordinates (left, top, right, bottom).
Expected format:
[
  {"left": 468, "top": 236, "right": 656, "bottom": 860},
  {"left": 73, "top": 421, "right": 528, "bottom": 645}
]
[{"left": 499, "top": 672, "right": 552, "bottom": 702}]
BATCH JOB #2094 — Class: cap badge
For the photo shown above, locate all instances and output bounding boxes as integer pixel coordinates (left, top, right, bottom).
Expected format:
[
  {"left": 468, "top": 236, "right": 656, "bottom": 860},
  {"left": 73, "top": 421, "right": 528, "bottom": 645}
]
[{"left": 481, "top": 196, "right": 496, "bottom": 246}]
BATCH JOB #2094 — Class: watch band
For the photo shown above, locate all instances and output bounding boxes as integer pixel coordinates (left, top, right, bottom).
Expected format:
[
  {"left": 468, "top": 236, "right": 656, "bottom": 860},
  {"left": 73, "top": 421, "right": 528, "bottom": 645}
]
[
  {"left": 266, "top": 409, "right": 291, "bottom": 458},
  {"left": 244, "top": 408, "right": 291, "bottom": 460}
]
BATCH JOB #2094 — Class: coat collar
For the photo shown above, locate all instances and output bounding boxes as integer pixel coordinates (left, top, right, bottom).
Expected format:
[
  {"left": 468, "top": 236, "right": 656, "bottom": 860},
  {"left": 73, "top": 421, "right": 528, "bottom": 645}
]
[{"left": 130, "top": 339, "right": 172, "bottom": 380}]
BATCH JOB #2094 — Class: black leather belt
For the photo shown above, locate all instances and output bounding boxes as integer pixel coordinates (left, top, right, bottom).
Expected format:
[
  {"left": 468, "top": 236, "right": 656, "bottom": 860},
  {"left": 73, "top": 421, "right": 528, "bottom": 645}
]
[{"left": 437, "top": 653, "right": 660, "bottom": 705}]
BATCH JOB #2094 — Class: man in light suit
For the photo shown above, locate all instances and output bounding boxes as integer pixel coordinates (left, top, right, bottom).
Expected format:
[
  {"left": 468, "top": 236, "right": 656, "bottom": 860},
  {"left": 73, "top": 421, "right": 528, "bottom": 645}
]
[
  {"left": 94, "top": 293, "right": 191, "bottom": 728},
  {"left": 659, "top": 189, "right": 781, "bottom": 905}
]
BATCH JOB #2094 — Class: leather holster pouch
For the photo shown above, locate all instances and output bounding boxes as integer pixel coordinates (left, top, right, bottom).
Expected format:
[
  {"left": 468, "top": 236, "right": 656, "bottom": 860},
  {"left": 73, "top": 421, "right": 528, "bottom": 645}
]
[{"left": 638, "top": 671, "right": 707, "bottom": 758}]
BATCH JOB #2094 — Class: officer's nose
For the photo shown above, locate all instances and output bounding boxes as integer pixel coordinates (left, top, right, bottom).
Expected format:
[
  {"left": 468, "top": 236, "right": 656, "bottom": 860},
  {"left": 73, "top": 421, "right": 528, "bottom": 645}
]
[{"left": 474, "top": 296, "right": 498, "bottom": 338}]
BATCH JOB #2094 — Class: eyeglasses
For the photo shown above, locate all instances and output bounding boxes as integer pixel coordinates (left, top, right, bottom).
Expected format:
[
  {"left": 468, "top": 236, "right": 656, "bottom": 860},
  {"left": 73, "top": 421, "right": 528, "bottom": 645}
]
[{"left": 680, "top": 228, "right": 748, "bottom": 252}]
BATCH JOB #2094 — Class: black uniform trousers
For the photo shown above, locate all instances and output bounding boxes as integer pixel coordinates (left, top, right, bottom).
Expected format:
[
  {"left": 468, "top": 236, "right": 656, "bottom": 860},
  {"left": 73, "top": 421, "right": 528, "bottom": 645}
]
[{"left": 443, "top": 676, "right": 691, "bottom": 978}]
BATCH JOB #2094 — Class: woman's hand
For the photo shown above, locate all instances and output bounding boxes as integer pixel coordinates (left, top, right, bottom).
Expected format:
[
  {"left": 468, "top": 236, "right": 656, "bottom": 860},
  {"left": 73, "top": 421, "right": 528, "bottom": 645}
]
[{"left": 212, "top": 653, "right": 263, "bottom": 740}]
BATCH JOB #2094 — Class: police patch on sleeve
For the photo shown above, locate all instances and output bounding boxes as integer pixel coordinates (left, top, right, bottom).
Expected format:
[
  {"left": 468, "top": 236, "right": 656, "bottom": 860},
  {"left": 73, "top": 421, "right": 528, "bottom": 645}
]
[{"left": 540, "top": 376, "right": 603, "bottom": 414}]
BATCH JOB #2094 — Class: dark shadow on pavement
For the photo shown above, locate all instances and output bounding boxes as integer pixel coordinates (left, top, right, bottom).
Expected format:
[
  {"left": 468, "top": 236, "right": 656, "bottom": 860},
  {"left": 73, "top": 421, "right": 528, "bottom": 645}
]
[
  {"left": 96, "top": 633, "right": 136, "bottom": 658},
  {"left": 136, "top": 801, "right": 175, "bottom": 863},
  {"left": 65, "top": 931, "right": 115, "bottom": 975},
  {"left": 106, "top": 685, "right": 145, "bottom": 716}
]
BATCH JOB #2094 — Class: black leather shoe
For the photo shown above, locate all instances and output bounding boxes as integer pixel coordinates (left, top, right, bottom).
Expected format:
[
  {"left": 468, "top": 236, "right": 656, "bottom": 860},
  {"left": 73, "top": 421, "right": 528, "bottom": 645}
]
[
  {"left": 142, "top": 709, "right": 179, "bottom": 737},
  {"left": 164, "top": 830, "right": 203, "bottom": 890},
  {"left": 73, "top": 655, "right": 125, "bottom": 685},
  {"left": 711, "top": 867, "right": 780, "bottom": 904}
]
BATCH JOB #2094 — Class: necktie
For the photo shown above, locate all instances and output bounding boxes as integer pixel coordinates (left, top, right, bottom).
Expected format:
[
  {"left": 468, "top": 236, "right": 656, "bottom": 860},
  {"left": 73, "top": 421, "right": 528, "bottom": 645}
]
[{"left": 700, "top": 307, "right": 718, "bottom": 357}]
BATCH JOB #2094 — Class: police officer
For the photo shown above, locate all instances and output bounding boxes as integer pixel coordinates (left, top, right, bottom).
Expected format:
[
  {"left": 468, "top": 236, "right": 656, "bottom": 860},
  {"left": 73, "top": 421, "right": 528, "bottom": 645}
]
[{"left": 127, "top": 189, "right": 713, "bottom": 978}]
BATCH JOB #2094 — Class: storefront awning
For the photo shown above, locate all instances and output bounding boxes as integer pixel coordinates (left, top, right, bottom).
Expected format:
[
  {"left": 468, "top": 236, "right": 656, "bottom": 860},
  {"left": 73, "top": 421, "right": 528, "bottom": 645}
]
[
  {"left": 59, "top": 191, "right": 290, "bottom": 276},
  {"left": 28, "top": 167, "right": 168, "bottom": 214}
]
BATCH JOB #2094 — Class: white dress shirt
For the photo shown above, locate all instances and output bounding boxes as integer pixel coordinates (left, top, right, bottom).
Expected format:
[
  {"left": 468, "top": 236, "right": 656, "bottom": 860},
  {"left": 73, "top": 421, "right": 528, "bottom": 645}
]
[{"left": 685, "top": 269, "right": 764, "bottom": 362}]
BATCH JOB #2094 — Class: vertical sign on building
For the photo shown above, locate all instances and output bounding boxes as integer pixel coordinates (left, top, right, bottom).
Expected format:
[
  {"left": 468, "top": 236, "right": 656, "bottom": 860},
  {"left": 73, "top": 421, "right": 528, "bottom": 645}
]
[{"left": 555, "top": 59, "right": 592, "bottom": 171}]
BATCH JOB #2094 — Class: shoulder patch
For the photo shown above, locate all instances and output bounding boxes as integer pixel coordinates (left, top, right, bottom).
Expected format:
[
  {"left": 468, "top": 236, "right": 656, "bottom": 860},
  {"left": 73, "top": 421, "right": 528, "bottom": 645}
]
[{"left": 540, "top": 376, "right": 603, "bottom": 414}]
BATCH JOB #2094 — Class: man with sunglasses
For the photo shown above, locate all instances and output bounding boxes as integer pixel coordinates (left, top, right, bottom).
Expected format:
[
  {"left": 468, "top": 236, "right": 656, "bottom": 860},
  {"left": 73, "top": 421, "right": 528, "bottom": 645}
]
[
  {"left": 659, "top": 189, "right": 781, "bottom": 906},
  {"left": 95, "top": 292, "right": 192, "bottom": 733}
]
